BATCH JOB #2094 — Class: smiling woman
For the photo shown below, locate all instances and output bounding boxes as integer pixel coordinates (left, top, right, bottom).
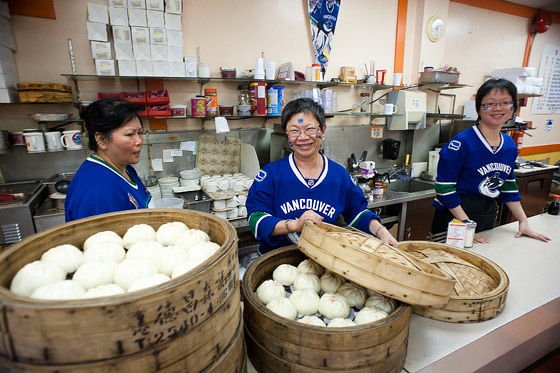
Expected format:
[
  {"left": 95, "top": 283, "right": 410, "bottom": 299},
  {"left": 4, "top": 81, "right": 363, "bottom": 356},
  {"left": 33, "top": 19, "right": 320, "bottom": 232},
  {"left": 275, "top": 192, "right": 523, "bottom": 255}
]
[
  {"left": 431, "top": 79, "right": 550, "bottom": 245},
  {"left": 64, "top": 98, "right": 152, "bottom": 222},
  {"left": 246, "top": 98, "right": 398, "bottom": 255}
]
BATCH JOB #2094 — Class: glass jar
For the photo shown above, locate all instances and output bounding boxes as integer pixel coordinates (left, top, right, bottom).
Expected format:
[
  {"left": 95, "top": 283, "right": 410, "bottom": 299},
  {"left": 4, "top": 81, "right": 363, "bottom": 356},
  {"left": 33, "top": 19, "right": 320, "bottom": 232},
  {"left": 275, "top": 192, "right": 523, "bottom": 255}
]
[{"left": 238, "top": 84, "right": 250, "bottom": 105}]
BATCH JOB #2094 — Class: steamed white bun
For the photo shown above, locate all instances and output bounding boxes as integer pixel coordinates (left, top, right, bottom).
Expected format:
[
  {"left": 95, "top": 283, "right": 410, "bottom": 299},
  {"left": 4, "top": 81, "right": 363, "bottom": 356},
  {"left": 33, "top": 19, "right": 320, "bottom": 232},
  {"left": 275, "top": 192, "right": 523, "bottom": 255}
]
[
  {"left": 123, "top": 224, "right": 156, "bottom": 249},
  {"left": 128, "top": 273, "right": 171, "bottom": 292},
  {"left": 365, "top": 295, "right": 396, "bottom": 314},
  {"left": 298, "top": 316, "right": 326, "bottom": 327},
  {"left": 41, "top": 244, "right": 84, "bottom": 274},
  {"left": 272, "top": 264, "right": 299, "bottom": 286},
  {"left": 156, "top": 222, "right": 189, "bottom": 246},
  {"left": 153, "top": 246, "right": 188, "bottom": 276},
  {"left": 318, "top": 293, "right": 350, "bottom": 319},
  {"left": 83, "top": 231, "right": 123, "bottom": 252},
  {"left": 337, "top": 283, "right": 367, "bottom": 308},
  {"left": 126, "top": 241, "right": 163, "bottom": 262},
  {"left": 297, "top": 259, "right": 324, "bottom": 277},
  {"left": 83, "top": 242, "right": 125, "bottom": 264},
  {"left": 174, "top": 229, "right": 210, "bottom": 250},
  {"left": 73, "top": 259, "right": 115, "bottom": 290},
  {"left": 293, "top": 273, "right": 321, "bottom": 293},
  {"left": 30, "top": 280, "right": 85, "bottom": 300},
  {"left": 256, "top": 279, "right": 286, "bottom": 305},
  {"left": 320, "top": 272, "right": 345, "bottom": 293},
  {"left": 171, "top": 260, "right": 199, "bottom": 279},
  {"left": 354, "top": 307, "right": 388, "bottom": 325},
  {"left": 266, "top": 298, "right": 298, "bottom": 320},
  {"left": 289, "top": 289, "right": 320, "bottom": 315},
  {"left": 10, "top": 260, "right": 66, "bottom": 297},
  {"left": 186, "top": 241, "right": 220, "bottom": 265},
  {"left": 114, "top": 258, "right": 158, "bottom": 290},
  {"left": 327, "top": 318, "right": 357, "bottom": 328},
  {"left": 82, "top": 284, "right": 126, "bottom": 298}
]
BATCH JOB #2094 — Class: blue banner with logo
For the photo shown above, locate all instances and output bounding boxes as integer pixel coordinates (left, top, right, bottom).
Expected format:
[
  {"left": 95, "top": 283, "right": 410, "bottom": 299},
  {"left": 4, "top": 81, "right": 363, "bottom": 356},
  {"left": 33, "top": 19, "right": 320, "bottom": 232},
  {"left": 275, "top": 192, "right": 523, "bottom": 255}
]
[{"left": 308, "top": 0, "right": 341, "bottom": 71}]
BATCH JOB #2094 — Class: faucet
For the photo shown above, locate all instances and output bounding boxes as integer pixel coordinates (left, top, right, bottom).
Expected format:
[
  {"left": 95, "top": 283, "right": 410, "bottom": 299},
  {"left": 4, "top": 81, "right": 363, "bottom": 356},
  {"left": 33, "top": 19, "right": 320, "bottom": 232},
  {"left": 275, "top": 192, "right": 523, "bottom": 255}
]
[{"left": 387, "top": 164, "right": 410, "bottom": 181}]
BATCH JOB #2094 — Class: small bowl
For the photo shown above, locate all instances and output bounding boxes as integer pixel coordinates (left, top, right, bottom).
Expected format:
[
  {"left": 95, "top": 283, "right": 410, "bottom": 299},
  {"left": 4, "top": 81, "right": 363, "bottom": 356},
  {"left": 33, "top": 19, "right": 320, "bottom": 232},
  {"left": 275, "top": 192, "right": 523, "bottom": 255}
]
[
  {"left": 219, "top": 105, "right": 234, "bottom": 116},
  {"left": 220, "top": 68, "right": 237, "bottom": 79},
  {"left": 236, "top": 104, "right": 251, "bottom": 116}
]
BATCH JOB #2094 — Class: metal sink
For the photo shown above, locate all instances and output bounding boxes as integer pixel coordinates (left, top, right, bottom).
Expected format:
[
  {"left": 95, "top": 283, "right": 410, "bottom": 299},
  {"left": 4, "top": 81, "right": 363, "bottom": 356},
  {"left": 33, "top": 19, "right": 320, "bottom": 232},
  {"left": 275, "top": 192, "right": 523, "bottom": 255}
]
[{"left": 386, "top": 179, "right": 435, "bottom": 193}]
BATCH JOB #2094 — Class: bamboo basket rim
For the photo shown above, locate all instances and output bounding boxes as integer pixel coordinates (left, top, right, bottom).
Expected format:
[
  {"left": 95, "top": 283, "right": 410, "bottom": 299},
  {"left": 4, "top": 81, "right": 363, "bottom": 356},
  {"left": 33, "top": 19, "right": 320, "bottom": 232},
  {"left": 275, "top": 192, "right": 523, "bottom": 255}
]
[
  {"left": 242, "top": 246, "right": 410, "bottom": 333},
  {"left": 399, "top": 241, "right": 510, "bottom": 300},
  {"left": 0, "top": 209, "right": 237, "bottom": 309},
  {"left": 299, "top": 222, "right": 455, "bottom": 298}
]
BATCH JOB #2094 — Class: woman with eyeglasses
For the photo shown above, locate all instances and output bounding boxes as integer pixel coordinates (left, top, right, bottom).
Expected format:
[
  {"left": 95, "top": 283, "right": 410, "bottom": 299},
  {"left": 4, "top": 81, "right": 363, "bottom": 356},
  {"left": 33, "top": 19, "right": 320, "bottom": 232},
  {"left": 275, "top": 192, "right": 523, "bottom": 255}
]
[
  {"left": 65, "top": 98, "right": 152, "bottom": 222},
  {"left": 431, "top": 79, "right": 550, "bottom": 243},
  {"left": 246, "top": 98, "right": 398, "bottom": 255}
]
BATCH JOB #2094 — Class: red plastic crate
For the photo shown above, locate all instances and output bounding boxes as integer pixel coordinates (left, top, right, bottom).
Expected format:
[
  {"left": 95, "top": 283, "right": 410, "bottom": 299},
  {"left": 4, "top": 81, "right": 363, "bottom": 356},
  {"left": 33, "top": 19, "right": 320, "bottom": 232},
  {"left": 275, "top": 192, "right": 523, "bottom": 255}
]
[
  {"left": 147, "top": 104, "right": 171, "bottom": 118},
  {"left": 96, "top": 92, "right": 121, "bottom": 100},
  {"left": 146, "top": 89, "right": 170, "bottom": 105},
  {"left": 121, "top": 91, "right": 147, "bottom": 104}
]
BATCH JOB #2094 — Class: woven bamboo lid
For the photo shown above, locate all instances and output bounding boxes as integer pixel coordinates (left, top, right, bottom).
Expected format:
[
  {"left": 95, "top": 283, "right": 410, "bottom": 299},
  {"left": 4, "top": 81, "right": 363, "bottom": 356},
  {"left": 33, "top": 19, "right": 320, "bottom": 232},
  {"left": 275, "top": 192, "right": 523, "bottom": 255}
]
[{"left": 298, "top": 222, "right": 455, "bottom": 307}]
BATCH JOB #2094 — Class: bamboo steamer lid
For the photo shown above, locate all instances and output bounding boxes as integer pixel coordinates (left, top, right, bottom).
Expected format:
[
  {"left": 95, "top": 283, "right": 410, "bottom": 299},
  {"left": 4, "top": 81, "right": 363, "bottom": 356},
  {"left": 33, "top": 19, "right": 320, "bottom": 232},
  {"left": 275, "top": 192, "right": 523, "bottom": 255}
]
[
  {"left": 398, "top": 241, "right": 509, "bottom": 323},
  {"left": 298, "top": 221, "right": 456, "bottom": 307}
]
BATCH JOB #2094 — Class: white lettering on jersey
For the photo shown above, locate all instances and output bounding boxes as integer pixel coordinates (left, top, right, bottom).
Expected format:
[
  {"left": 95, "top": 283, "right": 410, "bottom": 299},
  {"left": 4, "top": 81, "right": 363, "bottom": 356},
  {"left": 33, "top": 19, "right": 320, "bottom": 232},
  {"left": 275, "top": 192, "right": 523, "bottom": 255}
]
[
  {"left": 255, "top": 170, "right": 267, "bottom": 182},
  {"left": 280, "top": 199, "right": 336, "bottom": 218},
  {"left": 476, "top": 162, "right": 512, "bottom": 176}
]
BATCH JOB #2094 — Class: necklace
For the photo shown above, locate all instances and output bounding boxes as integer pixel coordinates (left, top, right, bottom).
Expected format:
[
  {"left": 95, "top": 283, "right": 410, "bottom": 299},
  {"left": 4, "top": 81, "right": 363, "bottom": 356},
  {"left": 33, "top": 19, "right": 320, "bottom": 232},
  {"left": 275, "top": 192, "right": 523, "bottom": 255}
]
[
  {"left": 477, "top": 124, "right": 501, "bottom": 153},
  {"left": 294, "top": 154, "right": 324, "bottom": 180},
  {"left": 92, "top": 154, "right": 133, "bottom": 183}
]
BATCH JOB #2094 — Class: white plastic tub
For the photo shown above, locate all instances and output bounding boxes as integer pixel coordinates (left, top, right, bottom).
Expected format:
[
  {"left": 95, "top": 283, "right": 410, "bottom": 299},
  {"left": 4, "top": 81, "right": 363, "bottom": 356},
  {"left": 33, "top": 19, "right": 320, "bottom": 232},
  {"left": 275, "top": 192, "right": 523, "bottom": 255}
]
[{"left": 153, "top": 197, "right": 184, "bottom": 209}]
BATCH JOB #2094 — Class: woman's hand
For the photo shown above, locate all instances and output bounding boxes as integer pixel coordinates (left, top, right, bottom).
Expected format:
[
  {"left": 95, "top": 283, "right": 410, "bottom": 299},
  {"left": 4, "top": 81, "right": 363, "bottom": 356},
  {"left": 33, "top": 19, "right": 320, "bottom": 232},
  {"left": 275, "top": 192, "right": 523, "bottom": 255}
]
[
  {"left": 375, "top": 226, "right": 399, "bottom": 247},
  {"left": 293, "top": 210, "right": 324, "bottom": 232},
  {"left": 473, "top": 233, "right": 489, "bottom": 244},
  {"left": 515, "top": 219, "right": 551, "bottom": 242}
]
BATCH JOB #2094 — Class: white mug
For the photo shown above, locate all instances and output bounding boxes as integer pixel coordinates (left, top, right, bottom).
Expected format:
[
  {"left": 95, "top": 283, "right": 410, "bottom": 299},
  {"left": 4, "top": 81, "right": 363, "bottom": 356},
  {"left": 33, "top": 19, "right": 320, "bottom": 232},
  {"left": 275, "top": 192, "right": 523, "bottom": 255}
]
[
  {"left": 214, "top": 210, "right": 228, "bottom": 219},
  {"left": 232, "top": 180, "right": 244, "bottom": 192},
  {"left": 237, "top": 194, "right": 247, "bottom": 206},
  {"left": 45, "top": 131, "right": 63, "bottom": 152},
  {"left": 61, "top": 130, "right": 83, "bottom": 150},
  {"left": 205, "top": 181, "right": 218, "bottom": 193},
  {"left": 217, "top": 178, "right": 230, "bottom": 191},
  {"left": 384, "top": 103, "right": 398, "bottom": 115},
  {"left": 213, "top": 199, "right": 226, "bottom": 209},
  {"left": 227, "top": 207, "right": 239, "bottom": 219},
  {"left": 24, "top": 132, "right": 46, "bottom": 153},
  {"left": 238, "top": 206, "right": 247, "bottom": 217},
  {"left": 226, "top": 197, "right": 239, "bottom": 208}
]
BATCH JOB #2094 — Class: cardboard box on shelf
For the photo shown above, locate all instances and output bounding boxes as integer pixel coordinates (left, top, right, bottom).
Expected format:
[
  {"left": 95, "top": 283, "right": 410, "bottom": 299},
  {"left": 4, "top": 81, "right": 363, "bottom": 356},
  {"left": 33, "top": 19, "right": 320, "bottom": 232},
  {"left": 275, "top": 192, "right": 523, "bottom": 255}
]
[{"left": 109, "top": 7, "right": 129, "bottom": 26}]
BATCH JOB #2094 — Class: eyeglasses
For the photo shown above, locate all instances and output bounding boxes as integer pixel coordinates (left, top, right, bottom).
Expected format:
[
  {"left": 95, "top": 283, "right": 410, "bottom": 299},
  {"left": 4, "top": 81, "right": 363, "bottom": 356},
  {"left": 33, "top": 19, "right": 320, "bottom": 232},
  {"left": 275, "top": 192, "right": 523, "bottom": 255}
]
[
  {"left": 481, "top": 102, "right": 514, "bottom": 111},
  {"left": 286, "top": 126, "right": 320, "bottom": 139}
]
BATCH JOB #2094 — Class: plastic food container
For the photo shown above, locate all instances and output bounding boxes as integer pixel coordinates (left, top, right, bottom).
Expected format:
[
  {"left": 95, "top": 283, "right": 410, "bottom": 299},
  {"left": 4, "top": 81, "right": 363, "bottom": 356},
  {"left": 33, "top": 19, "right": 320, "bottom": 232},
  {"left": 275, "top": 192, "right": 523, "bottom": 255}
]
[
  {"left": 219, "top": 105, "right": 234, "bottom": 116},
  {"left": 220, "top": 68, "right": 236, "bottom": 79},
  {"left": 171, "top": 104, "right": 187, "bottom": 117},
  {"left": 419, "top": 71, "right": 459, "bottom": 84}
]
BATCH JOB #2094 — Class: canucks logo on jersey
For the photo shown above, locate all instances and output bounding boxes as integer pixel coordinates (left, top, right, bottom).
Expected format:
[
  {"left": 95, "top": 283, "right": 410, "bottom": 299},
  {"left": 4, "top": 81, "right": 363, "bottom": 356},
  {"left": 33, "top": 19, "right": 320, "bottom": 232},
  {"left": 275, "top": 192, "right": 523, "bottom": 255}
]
[{"left": 478, "top": 172, "right": 504, "bottom": 198}]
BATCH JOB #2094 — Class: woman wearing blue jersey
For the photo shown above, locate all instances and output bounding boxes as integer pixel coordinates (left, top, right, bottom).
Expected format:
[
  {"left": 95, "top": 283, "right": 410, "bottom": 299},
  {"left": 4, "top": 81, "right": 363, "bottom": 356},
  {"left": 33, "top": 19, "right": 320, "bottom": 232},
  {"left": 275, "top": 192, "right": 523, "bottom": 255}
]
[
  {"left": 432, "top": 79, "right": 550, "bottom": 243},
  {"left": 65, "top": 98, "right": 151, "bottom": 222},
  {"left": 246, "top": 98, "right": 398, "bottom": 254}
]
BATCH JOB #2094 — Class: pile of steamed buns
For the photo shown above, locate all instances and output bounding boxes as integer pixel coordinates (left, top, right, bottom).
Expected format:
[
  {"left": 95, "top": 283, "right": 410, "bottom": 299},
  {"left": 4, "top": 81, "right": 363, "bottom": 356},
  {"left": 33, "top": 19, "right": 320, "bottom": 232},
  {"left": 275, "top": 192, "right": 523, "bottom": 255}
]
[
  {"left": 256, "top": 259, "right": 396, "bottom": 328},
  {"left": 10, "top": 222, "right": 220, "bottom": 300}
]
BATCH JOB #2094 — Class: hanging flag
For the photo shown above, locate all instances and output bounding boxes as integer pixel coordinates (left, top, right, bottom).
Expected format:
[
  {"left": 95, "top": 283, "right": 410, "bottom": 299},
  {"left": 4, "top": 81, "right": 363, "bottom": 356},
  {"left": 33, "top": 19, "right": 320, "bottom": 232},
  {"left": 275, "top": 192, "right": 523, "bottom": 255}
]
[{"left": 308, "top": 0, "right": 341, "bottom": 73}]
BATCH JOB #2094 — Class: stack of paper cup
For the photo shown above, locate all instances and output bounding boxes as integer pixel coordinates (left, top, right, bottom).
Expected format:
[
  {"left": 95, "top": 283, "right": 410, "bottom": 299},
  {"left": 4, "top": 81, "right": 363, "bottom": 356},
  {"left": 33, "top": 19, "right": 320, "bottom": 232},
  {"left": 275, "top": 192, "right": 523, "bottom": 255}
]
[{"left": 265, "top": 61, "right": 276, "bottom": 80}]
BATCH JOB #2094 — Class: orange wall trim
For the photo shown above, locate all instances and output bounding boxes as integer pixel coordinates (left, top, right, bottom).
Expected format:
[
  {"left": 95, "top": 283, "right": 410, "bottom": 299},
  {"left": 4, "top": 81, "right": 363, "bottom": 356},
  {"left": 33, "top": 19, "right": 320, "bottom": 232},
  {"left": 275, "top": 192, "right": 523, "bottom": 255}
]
[
  {"left": 393, "top": 0, "right": 408, "bottom": 73},
  {"left": 518, "top": 144, "right": 560, "bottom": 156},
  {"left": 8, "top": 0, "right": 56, "bottom": 19},
  {"left": 451, "top": 0, "right": 560, "bottom": 24}
]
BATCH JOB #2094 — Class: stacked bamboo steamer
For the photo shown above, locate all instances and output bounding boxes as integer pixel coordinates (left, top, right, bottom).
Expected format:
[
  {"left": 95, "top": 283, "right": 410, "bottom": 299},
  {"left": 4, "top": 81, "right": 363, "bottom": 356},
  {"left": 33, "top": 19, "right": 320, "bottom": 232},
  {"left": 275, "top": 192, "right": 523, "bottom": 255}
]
[
  {"left": 243, "top": 221, "right": 509, "bottom": 372},
  {"left": 0, "top": 209, "right": 246, "bottom": 372}
]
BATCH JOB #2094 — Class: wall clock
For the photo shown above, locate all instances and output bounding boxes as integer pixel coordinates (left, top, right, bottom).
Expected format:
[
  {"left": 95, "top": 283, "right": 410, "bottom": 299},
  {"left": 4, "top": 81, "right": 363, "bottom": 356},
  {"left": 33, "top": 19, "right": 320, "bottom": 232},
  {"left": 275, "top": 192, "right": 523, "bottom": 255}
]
[{"left": 427, "top": 16, "right": 446, "bottom": 42}]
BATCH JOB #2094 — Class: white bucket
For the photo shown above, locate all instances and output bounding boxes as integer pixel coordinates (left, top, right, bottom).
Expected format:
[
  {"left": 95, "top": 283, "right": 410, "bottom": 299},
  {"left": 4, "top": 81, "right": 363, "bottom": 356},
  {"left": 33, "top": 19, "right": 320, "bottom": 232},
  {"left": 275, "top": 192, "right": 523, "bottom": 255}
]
[{"left": 153, "top": 197, "right": 184, "bottom": 209}]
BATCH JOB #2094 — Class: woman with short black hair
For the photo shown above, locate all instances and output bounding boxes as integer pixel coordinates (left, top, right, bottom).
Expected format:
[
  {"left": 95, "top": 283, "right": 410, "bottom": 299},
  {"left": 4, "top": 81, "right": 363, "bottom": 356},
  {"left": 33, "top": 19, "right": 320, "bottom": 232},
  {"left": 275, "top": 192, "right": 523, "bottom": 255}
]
[
  {"left": 65, "top": 98, "right": 151, "bottom": 221},
  {"left": 246, "top": 98, "right": 398, "bottom": 254},
  {"left": 432, "top": 79, "right": 550, "bottom": 243}
]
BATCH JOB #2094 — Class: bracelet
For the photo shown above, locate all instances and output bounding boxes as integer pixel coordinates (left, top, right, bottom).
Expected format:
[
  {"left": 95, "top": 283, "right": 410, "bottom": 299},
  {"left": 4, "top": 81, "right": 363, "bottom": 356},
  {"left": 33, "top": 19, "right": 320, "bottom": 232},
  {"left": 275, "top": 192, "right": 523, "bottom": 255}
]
[
  {"left": 374, "top": 225, "right": 384, "bottom": 237},
  {"left": 285, "top": 219, "right": 293, "bottom": 234}
]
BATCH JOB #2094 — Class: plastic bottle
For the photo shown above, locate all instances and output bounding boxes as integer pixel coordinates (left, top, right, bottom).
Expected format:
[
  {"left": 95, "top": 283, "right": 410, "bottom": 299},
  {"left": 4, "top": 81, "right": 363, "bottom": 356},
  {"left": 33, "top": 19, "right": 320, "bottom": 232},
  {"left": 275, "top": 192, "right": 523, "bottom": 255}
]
[{"left": 312, "top": 63, "right": 321, "bottom": 82}]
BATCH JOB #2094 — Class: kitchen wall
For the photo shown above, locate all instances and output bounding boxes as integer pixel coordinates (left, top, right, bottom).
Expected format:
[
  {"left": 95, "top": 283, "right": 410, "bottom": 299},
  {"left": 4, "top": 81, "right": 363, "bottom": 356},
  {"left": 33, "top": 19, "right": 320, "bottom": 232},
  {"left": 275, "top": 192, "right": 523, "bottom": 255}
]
[{"left": 1, "top": 0, "right": 559, "bottom": 183}]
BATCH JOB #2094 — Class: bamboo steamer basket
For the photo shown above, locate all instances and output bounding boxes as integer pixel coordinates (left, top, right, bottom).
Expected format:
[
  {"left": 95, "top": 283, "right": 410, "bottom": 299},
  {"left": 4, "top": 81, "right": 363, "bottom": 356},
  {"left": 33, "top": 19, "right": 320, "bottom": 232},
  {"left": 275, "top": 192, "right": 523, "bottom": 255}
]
[
  {"left": 398, "top": 241, "right": 509, "bottom": 323},
  {"left": 0, "top": 209, "right": 246, "bottom": 372},
  {"left": 298, "top": 222, "right": 455, "bottom": 307},
  {"left": 242, "top": 246, "right": 411, "bottom": 373}
]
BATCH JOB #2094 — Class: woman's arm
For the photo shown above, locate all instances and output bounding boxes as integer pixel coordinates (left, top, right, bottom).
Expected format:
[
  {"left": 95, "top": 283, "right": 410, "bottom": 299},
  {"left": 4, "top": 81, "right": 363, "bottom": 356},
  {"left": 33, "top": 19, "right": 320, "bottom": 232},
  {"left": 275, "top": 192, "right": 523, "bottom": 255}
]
[
  {"left": 368, "top": 219, "right": 399, "bottom": 247},
  {"left": 505, "top": 201, "right": 551, "bottom": 242},
  {"left": 272, "top": 210, "right": 324, "bottom": 235}
]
